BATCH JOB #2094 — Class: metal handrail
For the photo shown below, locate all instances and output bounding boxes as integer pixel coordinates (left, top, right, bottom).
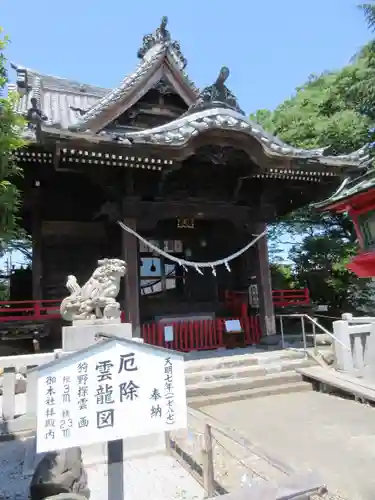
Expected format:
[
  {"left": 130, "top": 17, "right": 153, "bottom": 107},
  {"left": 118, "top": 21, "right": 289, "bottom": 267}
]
[{"left": 276, "top": 313, "right": 351, "bottom": 352}]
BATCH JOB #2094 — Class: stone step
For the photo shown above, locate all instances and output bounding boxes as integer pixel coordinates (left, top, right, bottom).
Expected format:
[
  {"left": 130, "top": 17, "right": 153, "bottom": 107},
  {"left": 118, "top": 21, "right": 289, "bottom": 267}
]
[
  {"left": 186, "top": 370, "right": 302, "bottom": 398},
  {"left": 185, "top": 358, "right": 314, "bottom": 385},
  {"left": 184, "top": 349, "right": 307, "bottom": 373},
  {"left": 187, "top": 380, "right": 312, "bottom": 407}
]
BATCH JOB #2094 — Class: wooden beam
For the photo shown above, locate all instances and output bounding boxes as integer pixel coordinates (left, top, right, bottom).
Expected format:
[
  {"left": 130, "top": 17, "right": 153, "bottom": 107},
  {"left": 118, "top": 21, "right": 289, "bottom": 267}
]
[
  {"left": 31, "top": 185, "right": 42, "bottom": 300},
  {"left": 255, "top": 221, "right": 276, "bottom": 336},
  {"left": 121, "top": 215, "right": 140, "bottom": 336},
  {"left": 121, "top": 199, "right": 253, "bottom": 231}
]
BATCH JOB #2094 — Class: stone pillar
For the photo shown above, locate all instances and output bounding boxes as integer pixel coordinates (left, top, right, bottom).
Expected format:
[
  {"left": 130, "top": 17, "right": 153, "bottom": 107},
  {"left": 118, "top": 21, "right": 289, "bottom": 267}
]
[
  {"left": 121, "top": 216, "right": 141, "bottom": 337},
  {"left": 255, "top": 221, "right": 276, "bottom": 336},
  {"left": 31, "top": 183, "right": 43, "bottom": 300}
]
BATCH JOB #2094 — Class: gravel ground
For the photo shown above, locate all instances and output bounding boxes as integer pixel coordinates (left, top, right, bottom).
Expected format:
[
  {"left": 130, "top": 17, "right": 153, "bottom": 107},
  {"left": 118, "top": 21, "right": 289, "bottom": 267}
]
[
  {"left": 0, "top": 438, "right": 204, "bottom": 500},
  {"left": 0, "top": 439, "right": 31, "bottom": 500},
  {"left": 87, "top": 454, "right": 204, "bottom": 500}
]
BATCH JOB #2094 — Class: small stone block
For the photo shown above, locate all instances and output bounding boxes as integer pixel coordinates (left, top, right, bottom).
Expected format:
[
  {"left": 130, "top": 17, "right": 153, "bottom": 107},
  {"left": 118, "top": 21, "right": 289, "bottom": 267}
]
[{"left": 62, "top": 322, "right": 132, "bottom": 352}]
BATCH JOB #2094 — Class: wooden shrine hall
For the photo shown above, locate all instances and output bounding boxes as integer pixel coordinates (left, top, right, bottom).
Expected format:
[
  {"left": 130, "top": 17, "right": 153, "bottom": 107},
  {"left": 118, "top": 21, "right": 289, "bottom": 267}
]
[{"left": 9, "top": 17, "right": 370, "bottom": 347}]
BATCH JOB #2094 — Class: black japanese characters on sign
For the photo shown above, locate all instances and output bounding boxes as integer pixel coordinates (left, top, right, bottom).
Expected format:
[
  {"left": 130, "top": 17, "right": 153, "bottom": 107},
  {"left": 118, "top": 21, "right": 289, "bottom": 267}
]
[
  {"left": 60, "top": 408, "right": 73, "bottom": 438},
  {"left": 62, "top": 375, "right": 71, "bottom": 403},
  {"left": 45, "top": 376, "right": 57, "bottom": 441},
  {"left": 96, "top": 360, "right": 114, "bottom": 382},
  {"left": 58, "top": 374, "right": 73, "bottom": 439},
  {"left": 150, "top": 387, "right": 162, "bottom": 419},
  {"left": 96, "top": 384, "right": 115, "bottom": 405},
  {"left": 119, "top": 380, "right": 139, "bottom": 402},
  {"left": 76, "top": 361, "right": 89, "bottom": 429},
  {"left": 95, "top": 359, "right": 115, "bottom": 429},
  {"left": 118, "top": 352, "right": 138, "bottom": 373},
  {"left": 164, "top": 357, "right": 176, "bottom": 425},
  {"left": 96, "top": 409, "right": 114, "bottom": 429},
  {"left": 118, "top": 352, "right": 139, "bottom": 403}
]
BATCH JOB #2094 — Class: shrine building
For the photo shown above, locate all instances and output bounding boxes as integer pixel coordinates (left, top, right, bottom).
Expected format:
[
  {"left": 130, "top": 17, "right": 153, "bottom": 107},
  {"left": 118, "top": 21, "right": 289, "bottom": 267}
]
[
  {"left": 315, "top": 163, "right": 375, "bottom": 278},
  {"left": 9, "top": 17, "right": 370, "bottom": 346}
]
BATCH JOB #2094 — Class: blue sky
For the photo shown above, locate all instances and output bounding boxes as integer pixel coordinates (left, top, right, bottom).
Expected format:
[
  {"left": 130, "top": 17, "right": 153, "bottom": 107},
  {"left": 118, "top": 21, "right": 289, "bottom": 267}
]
[
  {"left": 0, "top": 0, "right": 372, "bottom": 267},
  {"left": 1, "top": 0, "right": 370, "bottom": 114}
]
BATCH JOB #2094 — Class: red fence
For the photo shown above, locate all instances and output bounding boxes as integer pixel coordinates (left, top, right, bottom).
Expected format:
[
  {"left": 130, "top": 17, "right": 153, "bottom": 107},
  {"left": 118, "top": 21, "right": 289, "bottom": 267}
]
[
  {"left": 142, "top": 316, "right": 261, "bottom": 352},
  {"left": 0, "top": 300, "right": 61, "bottom": 322},
  {"left": 0, "top": 288, "right": 310, "bottom": 324},
  {"left": 272, "top": 288, "right": 310, "bottom": 307},
  {"left": 225, "top": 288, "right": 310, "bottom": 315}
]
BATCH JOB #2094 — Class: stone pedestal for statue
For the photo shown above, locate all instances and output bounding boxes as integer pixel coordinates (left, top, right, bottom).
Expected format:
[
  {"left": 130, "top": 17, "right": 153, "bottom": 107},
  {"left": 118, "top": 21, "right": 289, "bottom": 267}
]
[{"left": 62, "top": 318, "right": 133, "bottom": 352}]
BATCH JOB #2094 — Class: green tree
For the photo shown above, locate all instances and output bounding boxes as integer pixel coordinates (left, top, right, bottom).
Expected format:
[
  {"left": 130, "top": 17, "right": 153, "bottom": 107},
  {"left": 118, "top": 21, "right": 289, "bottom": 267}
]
[
  {"left": 270, "top": 263, "right": 296, "bottom": 290},
  {"left": 0, "top": 28, "right": 28, "bottom": 256},
  {"left": 359, "top": 2, "right": 375, "bottom": 32},
  {"left": 251, "top": 64, "right": 373, "bottom": 154},
  {"left": 290, "top": 236, "right": 371, "bottom": 313},
  {"left": 252, "top": 17, "right": 375, "bottom": 312}
]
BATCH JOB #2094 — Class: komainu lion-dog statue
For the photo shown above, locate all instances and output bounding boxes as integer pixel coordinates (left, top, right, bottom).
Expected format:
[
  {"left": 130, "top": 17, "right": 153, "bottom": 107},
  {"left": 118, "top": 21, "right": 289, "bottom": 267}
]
[{"left": 60, "top": 258, "right": 127, "bottom": 322}]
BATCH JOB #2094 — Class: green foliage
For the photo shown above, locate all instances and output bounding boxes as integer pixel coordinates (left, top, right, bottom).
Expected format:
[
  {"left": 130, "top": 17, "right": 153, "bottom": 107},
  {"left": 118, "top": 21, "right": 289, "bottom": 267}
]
[
  {"left": 251, "top": 63, "right": 373, "bottom": 153},
  {"left": 359, "top": 3, "right": 375, "bottom": 33},
  {"left": 290, "top": 236, "right": 371, "bottom": 312},
  {"left": 251, "top": 8, "right": 375, "bottom": 314},
  {"left": 0, "top": 27, "right": 26, "bottom": 248},
  {"left": 270, "top": 263, "right": 296, "bottom": 290}
]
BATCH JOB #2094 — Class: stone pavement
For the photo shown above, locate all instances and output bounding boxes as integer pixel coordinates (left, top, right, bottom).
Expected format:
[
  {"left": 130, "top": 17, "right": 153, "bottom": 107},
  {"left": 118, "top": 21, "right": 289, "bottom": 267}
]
[{"left": 201, "top": 391, "right": 375, "bottom": 500}]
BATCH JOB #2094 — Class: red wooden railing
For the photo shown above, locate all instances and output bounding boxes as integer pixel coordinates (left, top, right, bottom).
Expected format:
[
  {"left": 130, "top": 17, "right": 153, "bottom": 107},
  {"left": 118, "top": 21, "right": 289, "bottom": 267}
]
[
  {"left": 0, "top": 288, "right": 310, "bottom": 324},
  {"left": 0, "top": 300, "right": 61, "bottom": 322},
  {"left": 142, "top": 316, "right": 261, "bottom": 352},
  {"left": 272, "top": 288, "right": 310, "bottom": 307},
  {"left": 224, "top": 288, "right": 310, "bottom": 316}
]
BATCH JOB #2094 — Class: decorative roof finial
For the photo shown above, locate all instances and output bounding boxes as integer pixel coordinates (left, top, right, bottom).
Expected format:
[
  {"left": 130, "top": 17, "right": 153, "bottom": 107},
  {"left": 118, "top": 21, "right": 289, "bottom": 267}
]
[
  {"left": 137, "top": 16, "right": 187, "bottom": 69},
  {"left": 10, "top": 63, "right": 32, "bottom": 96},
  {"left": 215, "top": 66, "right": 230, "bottom": 86},
  {"left": 159, "top": 16, "right": 169, "bottom": 40},
  {"left": 187, "top": 66, "right": 244, "bottom": 115},
  {"left": 26, "top": 97, "right": 48, "bottom": 142}
]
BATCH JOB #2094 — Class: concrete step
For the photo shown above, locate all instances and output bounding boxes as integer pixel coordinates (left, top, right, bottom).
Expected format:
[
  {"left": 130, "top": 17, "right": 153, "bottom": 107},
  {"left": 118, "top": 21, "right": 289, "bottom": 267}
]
[
  {"left": 185, "top": 358, "right": 314, "bottom": 385},
  {"left": 188, "top": 380, "right": 312, "bottom": 407},
  {"left": 184, "top": 349, "right": 307, "bottom": 374},
  {"left": 186, "top": 370, "right": 303, "bottom": 398}
]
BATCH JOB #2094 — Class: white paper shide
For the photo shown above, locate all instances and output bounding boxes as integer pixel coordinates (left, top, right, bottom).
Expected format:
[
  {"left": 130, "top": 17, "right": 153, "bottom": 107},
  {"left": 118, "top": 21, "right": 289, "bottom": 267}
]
[{"left": 36, "top": 341, "right": 187, "bottom": 453}]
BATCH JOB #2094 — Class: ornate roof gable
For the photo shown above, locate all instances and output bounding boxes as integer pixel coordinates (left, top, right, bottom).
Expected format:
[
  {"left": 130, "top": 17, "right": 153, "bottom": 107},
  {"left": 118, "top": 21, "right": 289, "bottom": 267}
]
[
  {"left": 71, "top": 17, "right": 198, "bottom": 133},
  {"left": 314, "top": 157, "right": 375, "bottom": 210}
]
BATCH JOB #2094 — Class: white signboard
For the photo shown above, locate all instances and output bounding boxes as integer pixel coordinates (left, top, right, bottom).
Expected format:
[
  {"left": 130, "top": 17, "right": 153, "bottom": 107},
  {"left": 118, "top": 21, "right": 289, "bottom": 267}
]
[
  {"left": 164, "top": 325, "right": 174, "bottom": 342},
  {"left": 36, "top": 340, "right": 187, "bottom": 453},
  {"left": 224, "top": 320, "right": 242, "bottom": 333}
]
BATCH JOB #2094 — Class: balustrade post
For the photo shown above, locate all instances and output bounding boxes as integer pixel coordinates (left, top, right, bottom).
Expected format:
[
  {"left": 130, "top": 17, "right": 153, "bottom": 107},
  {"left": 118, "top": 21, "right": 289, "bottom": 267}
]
[
  {"left": 202, "top": 424, "right": 214, "bottom": 498},
  {"left": 33, "top": 301, "right": 42, "bottom": 320}
]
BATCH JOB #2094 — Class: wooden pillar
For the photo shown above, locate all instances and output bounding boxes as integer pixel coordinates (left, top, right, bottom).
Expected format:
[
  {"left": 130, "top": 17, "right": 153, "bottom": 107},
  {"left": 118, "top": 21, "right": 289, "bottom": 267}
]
[
  {"left": 31, "top": 183, "right": 43, "bottom": 300},
  {"left": 121, "top": 215, "right": 141, "bottom": 337},
  {"left": 255, "top": 221, "right": 276, "bottom": 336}
]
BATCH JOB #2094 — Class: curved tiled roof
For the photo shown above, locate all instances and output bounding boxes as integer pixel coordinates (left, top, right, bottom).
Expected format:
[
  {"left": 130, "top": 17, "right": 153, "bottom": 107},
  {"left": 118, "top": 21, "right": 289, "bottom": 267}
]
[
  {"left": 71, "top": 43, "right": 198, "bottom": 132},
  {"left": 10, "top": 64, "right": 107, "bottom": 129},
  {"left": 10, "top": 18, "right": 199, "bottom": 132},
  {"left": 71, "top": 17, "right": 199, "bottom": 132},
  {"left": 119, "top": 107, "right": 371, "bottom": 168},
  {"left": 9, "top": 19, "right": 371, "bottom": 172}
]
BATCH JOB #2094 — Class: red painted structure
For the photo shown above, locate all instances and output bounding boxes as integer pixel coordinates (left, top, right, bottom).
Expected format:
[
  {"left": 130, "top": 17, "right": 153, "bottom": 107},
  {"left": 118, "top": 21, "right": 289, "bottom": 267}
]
[
  {"left": 142, "top": 316, "right": 261, "bottom": 351},
  {"left": 0, "top": 289, "right": 309, "bottom": 352},
  {"left": 319, "top": 185, "right": 375, "bottom": 277},
  {"left": 0, "top": 288, "right": 310, "bottom": 323},
  {"left": 224, "top": 288, "right": 310, "bottom": 317},
  {"left": 0, "top": 299, "right": 61, "bottom": 322}
]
